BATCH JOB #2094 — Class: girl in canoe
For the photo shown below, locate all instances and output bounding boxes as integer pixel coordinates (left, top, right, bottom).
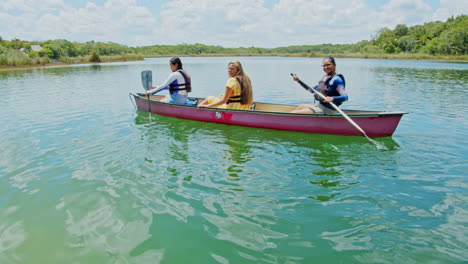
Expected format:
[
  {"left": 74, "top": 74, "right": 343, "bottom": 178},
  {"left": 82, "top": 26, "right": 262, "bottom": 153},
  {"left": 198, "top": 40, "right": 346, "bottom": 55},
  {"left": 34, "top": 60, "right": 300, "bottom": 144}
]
[
  {"left": 146, "top": 57, "right": 191, "bottom": 105},
  {"left": 198, "top": 61, "right": 253, "bottom": 110},
  {"left": 291, "top": 56, "right": 348, "bottom": 115}
]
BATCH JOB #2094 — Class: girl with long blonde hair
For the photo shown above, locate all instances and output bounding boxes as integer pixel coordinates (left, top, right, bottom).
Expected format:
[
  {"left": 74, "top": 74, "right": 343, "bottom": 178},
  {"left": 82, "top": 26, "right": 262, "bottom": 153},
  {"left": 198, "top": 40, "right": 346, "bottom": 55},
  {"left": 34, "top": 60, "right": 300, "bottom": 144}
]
[{"left": 198, "top": 61, "right": 253, "bottom": 110}]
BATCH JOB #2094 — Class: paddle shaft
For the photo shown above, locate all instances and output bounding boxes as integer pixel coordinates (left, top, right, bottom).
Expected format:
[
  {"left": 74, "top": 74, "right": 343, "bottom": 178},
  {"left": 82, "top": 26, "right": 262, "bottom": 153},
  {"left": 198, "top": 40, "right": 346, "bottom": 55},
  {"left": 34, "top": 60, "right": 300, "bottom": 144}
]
[
  {"left": 147, "top": 94, "right": 151, "bottom": 113},
  {"left": 141, "top": 70, "right": 153, "bottom": 118},
  {"left": 292, "top": 74, "right": 368, "bottom": 137}
]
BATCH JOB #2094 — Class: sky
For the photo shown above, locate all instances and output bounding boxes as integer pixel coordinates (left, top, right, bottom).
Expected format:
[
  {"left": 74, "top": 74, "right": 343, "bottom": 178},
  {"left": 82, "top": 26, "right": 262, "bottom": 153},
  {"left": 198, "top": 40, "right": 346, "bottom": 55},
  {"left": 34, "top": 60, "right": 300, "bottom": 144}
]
[{"left": 0, "top": 0, "right": 466, "bottom": 48}]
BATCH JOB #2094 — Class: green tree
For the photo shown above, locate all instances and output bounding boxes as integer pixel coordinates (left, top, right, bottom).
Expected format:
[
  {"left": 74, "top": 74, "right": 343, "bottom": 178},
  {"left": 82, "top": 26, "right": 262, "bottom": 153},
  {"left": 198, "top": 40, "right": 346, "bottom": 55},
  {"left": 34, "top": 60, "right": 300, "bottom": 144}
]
[
  {"left": 374, "top": 28, "right": 399, "bottom": 53},
  {"left": 395, "top": 24, "right": 409, "bottom": 37},
  {"left": 8, "top": 38, "right": 26, "bottom": 49},
  {"left": 39, "top": 47, "right": 53, "bottom": 57},
  {"left": 89, "top": 51, "right": 101, "bottom": 62},
  {"left": 43, "top": 44, "right": 64, "bottom": 59},
  {"left": 26, "top": 49, "right": 39, "bottom": 58},
  {"left": 61, "top": 40, "right": 79, "bottom": 57},
  {"left": 439, "top": 27, "right": 467, "bottom": 54},
  {"left": 398, "top": 35, "right": 417, "bottom": 52}
]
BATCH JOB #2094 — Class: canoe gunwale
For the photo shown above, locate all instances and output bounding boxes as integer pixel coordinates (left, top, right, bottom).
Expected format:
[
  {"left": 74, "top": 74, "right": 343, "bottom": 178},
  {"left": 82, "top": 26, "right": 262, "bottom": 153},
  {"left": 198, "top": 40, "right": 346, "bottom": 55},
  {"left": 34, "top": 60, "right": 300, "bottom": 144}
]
[
  {"left": 131, "top": 93, "right": 406, "bottom": 137},
  {"left": 133, "top": 93, "right": 408, "bottom": 118}
]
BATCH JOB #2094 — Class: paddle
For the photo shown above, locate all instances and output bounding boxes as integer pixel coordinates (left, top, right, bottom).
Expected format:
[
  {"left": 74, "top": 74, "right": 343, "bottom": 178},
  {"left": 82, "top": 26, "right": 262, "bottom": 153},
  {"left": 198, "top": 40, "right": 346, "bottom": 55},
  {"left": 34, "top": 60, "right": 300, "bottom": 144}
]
[
  {"left": 290, "top": 73, "right": 370, "bottom": 138},
  {"left": 141, "top": 70, "right": 152, "bottom": 119},
  {"left": 141, "top": 70, "right": 152, "bottom": 91}
]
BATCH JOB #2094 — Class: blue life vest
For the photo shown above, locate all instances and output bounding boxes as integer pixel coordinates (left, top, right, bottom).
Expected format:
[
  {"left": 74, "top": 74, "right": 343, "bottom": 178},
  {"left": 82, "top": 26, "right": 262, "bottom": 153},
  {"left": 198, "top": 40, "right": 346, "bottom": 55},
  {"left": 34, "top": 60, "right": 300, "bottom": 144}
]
[
  {"left": 169, "top": 69, "right": 191, "bottom": 94},
  {"left": 314, "top": 74, "right": 345, "bottom": 103}
]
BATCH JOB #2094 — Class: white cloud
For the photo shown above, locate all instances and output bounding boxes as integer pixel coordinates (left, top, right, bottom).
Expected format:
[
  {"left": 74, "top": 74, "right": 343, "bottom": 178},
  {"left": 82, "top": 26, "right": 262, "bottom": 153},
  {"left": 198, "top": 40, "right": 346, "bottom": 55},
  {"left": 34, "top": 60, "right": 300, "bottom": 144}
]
[
  {"left": 268, "top": 0, "right": 375, "bottom": 45},
  {"left": 154, "top": 0, "right": 378, "bottom": 47},
  {"left": 380, "top": 0, "right": 432, "bottom": 25},
  {"left": 0, "top": 0, "right": 465, "bottom": 48},
  {"left": 155, "top": 0, "right": 271, "bottom": 47},
  {"left": 434, "top": 0, "right": 468, "bottom": 21},
  {"left": 0, "top": 0, "right": 156, "bottom": 44},
  {"left": 2, "top": 0, "right": 65, "bottom": 12}
]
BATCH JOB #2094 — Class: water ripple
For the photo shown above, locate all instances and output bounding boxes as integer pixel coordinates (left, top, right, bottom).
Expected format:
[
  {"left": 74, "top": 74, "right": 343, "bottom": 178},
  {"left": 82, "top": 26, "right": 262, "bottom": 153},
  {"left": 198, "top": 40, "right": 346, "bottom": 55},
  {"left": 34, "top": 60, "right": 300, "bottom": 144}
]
[{"left": 1, "top": 58, "right": 467, "bottom": 263}]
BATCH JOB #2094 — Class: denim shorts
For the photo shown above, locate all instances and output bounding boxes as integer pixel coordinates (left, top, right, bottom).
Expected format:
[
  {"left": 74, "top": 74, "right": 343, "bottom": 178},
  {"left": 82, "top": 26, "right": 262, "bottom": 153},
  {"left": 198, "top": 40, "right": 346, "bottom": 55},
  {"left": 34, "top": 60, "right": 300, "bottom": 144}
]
[{"left": 164, "top": 93, "right": 188, "bottom": 105}]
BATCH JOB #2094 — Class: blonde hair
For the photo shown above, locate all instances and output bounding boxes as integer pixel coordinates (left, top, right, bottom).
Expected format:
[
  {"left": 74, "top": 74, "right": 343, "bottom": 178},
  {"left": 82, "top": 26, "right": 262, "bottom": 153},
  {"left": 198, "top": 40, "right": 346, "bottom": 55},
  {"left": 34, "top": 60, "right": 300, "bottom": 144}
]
[{"left": 228, "top": 61, "right": 253, "bottom": 105}]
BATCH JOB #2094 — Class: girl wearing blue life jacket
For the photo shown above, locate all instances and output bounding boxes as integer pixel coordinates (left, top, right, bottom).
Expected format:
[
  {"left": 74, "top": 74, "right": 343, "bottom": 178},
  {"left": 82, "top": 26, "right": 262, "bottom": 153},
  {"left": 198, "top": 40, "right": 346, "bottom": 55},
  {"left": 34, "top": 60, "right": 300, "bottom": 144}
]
[
  {"left": 291, "top": 56, "right": 348, "bottom": 115},
  {"left": 145, "top": 57, "right": 191, "bottom": 105}
]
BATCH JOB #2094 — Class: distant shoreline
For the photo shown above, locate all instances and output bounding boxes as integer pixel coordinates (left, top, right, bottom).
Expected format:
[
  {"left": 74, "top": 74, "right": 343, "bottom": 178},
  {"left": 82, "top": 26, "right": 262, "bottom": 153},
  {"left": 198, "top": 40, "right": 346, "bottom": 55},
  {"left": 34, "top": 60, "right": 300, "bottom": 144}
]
[
  {"left": 1, "top": 54, "right": 467, "bottom": 71},
  {"left": 0, "top": 58, "right": 144, "bottom": 71}
]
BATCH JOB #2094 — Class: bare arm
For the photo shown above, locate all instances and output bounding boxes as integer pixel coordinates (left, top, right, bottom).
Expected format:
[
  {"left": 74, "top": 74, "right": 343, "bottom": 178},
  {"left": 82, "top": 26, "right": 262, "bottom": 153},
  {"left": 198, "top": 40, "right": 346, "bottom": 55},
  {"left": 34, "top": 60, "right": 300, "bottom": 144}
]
[{"left": 145, "top": 72, "right": 179, "bottom": 95}]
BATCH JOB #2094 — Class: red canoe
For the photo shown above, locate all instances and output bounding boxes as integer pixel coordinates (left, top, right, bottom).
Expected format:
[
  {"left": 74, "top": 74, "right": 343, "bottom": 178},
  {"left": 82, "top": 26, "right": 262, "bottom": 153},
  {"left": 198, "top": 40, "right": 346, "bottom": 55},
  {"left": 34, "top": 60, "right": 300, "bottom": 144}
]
[{"left": 131, "top": 94, "right": 407, "bottom": 137}]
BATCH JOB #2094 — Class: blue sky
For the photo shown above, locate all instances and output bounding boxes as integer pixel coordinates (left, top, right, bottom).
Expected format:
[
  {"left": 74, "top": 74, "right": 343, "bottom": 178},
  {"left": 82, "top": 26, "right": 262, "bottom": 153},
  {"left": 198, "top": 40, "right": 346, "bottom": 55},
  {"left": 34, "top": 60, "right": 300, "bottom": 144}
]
[{"left": 0, "top": 0, "right": 466, "bottom": 48}]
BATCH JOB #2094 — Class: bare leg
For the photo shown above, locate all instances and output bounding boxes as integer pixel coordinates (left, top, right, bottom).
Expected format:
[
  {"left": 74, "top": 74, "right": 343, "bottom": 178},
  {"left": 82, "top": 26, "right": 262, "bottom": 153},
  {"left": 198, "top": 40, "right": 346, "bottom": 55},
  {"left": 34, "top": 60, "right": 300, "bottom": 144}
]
[
  {"left": 291, "top": 104, "right": 315, "bottom": 114},
  {"left": 159, "top": 95, "right": 170, "bottom": 102},
  {"left": 197, "top": 96, "right": 218, "bottom": 107},
  {"left": 197, "top": 97, "right": 210, "bottom": 107}
]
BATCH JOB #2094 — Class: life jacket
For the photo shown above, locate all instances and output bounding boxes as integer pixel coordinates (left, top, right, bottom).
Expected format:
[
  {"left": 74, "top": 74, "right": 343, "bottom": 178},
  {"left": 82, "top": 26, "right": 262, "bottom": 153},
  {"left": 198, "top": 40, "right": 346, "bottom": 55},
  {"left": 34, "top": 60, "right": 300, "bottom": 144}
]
[
  {"left": 169, "top": 69, "right": 191, "bottom": 94},
  {"left": 227, "top": 95, "right": 241, "bottom": 104},
  {"left": 314, "top": 74, "right": 345, "bottom": 102},
  {"left": 226, "top": 77, "right": 242, "bottom": 104}
]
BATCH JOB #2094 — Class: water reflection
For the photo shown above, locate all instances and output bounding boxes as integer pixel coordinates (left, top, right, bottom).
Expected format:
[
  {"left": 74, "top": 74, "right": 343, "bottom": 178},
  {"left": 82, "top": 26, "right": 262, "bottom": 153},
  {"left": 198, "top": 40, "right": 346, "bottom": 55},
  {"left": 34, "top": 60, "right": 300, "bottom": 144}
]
[
  {"left": 372, "top": 66, "right": 468, "bottom": 94},
  {"left": 132, "top": 112, "right": 313, "bottom": 259},
  {"left": 134, "top": 111, "right": 256, "bottom": 181},
  {"left": 133, "top": 109, "right": 401, "bottom": 203},
  {"left": 370, "top": 64, "right": 468, "bottom": 109},
  {"left": 131, "top": 110, "right": 405, "bottom": 252},
  {"left": 1, "top": 57, "right": 467, "bottom": 263},
  {"left": 0, "top": 63, "right": 105, "bottom": 79},
  {"left": 0, "top": 69, "right": 32, "bottom": 79}
]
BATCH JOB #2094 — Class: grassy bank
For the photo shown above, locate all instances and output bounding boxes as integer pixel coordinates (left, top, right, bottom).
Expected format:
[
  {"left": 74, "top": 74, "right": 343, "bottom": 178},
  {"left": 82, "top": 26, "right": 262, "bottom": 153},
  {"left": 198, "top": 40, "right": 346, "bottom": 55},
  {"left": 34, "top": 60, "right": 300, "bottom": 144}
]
[
  {"left": 0, "top": 53, "right": 144, "bottom": 70},
  {"left": 1, "top": 52, "right": 466, "bottom": 71},
  {"left": 262, "top": 52, "right": 467, "bottom": 61},
  {"left": 143, "top": 52, "right": 468, "bottom": 62}
]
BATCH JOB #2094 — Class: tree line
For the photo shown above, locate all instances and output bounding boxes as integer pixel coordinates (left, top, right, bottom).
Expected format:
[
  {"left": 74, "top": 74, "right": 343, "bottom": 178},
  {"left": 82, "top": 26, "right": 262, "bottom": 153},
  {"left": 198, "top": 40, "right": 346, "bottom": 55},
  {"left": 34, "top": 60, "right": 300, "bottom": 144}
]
[
  {"left": 0, "top": 39, "right": 142, "bottom": 66},
  {"left": 1, "top": 15, "right": 466, "bottom": 67},
  {"left": 366, "top": 14, "right": 467, "bottom": 55}
]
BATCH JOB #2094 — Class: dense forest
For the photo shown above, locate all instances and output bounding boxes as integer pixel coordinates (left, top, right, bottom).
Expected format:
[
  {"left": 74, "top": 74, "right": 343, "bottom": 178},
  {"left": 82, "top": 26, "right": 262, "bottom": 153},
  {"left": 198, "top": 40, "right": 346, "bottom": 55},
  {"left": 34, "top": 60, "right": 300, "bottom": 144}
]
[{"left": 1, "top": 15, "right": 466, "bottom": 67}]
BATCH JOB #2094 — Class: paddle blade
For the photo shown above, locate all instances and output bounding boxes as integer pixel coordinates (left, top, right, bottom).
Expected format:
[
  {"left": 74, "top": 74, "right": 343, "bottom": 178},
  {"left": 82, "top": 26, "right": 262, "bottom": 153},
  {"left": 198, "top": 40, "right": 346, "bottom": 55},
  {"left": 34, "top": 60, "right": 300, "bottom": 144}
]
[{"left": 141, "top": 70, "right": 153, "bottom": 91}]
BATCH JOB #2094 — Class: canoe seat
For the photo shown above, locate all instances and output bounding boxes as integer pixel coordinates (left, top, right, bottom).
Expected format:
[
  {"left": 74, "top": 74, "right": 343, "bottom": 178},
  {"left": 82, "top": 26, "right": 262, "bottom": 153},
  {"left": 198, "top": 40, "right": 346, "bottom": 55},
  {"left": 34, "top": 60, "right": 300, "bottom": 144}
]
[{"left": 254, "top": 102, "right": 297, "bottom": 113}]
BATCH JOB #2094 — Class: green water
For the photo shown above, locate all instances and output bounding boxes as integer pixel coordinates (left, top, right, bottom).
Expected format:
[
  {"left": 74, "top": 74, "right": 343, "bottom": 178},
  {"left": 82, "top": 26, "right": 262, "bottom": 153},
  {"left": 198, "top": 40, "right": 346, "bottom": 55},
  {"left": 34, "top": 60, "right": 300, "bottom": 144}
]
[{"left": 0, "top": 57, "right": 467, "bottom": 263}]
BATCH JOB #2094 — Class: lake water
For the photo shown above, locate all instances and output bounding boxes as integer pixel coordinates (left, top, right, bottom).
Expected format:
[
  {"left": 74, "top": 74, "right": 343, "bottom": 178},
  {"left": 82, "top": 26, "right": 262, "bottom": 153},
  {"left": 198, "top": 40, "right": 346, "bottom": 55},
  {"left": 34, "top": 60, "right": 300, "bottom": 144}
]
[{"left": 0, "top": 57, "right": 467, "bottom": 263}]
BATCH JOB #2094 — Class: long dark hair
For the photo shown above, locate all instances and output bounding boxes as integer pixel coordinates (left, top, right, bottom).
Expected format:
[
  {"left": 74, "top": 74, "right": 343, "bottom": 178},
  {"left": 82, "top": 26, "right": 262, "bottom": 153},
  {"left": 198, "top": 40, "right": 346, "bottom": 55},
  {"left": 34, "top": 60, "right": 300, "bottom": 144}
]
[{"left": 170, "top": 57, "right": 183, "bottom": 70}]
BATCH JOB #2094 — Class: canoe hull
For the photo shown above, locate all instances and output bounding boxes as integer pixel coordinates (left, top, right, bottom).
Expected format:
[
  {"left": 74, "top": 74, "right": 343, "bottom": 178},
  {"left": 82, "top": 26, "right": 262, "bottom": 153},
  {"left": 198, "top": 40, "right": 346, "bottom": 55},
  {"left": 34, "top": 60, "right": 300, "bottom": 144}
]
[{"left": 132, "top": 94, "right": 406, "bottom": 137}]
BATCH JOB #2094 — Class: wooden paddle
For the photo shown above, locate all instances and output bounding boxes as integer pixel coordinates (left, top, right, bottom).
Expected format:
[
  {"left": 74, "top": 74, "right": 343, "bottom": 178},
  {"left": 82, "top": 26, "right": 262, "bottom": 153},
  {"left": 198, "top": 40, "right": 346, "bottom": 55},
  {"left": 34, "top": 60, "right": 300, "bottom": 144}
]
[
  {"left": 291, "top": 73, "right": 370, "bottom": 138},
  {"left": 141, "top": 70, "right": 152, "bottom": 119}
]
